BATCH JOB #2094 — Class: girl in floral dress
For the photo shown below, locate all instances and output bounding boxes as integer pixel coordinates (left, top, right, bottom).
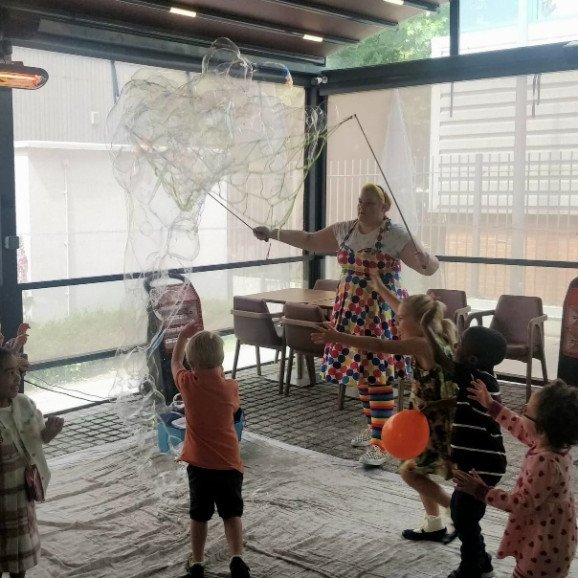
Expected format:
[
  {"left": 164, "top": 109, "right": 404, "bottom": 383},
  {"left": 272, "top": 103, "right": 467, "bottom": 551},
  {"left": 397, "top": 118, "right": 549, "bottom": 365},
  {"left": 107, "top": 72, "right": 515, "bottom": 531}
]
[
  {"left": 253, "top": 183, "right": 439, "bottom": 465},
  {"left": 313, "top": 291, "right": 459, "bottom": 541}
]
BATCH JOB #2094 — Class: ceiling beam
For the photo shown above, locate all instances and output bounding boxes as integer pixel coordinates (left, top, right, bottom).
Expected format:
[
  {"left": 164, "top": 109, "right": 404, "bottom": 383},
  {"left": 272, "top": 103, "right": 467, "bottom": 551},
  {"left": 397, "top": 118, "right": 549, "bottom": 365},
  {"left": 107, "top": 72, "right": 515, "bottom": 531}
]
[
  {"left": 258, "top": 0, "right": 398, "bottom": 28},
  {"left": 115, "top": 0, "right": 359, "bottom": 45},
  {"left": 4, "top": 4, "right": 326, "bottom": 68},
  {"left": 404, "top": 0, "right": 440, "bottom": 11}
]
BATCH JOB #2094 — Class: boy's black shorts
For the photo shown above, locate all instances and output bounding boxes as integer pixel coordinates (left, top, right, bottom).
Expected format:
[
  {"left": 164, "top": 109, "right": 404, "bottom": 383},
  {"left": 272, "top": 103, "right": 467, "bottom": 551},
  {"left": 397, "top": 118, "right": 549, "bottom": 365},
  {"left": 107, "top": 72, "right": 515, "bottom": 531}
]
[{"left": 187, "top": 464, "right": 244, "bottom": 522}]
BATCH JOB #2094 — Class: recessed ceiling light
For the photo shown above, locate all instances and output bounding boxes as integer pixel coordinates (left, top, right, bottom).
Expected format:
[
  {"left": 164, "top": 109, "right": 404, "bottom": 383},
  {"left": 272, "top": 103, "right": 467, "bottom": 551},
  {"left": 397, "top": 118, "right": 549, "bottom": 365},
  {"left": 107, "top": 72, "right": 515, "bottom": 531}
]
[
  {"left": 169, "top": 6, "right": 197, "bottom": 18},
  {"left": 303, "top": 34, "right": 323, "bottom": 42},
  {"left": 383, "top": 0, "right": 405, "bottom": 5}
]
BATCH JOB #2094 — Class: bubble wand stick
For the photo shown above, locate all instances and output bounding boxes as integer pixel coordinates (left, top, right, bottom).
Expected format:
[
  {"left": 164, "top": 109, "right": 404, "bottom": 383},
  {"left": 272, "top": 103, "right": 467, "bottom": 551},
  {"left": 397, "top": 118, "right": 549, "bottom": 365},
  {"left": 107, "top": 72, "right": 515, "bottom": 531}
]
[{"left": 353, "top": 114, "right": 428, "bottom": 270}]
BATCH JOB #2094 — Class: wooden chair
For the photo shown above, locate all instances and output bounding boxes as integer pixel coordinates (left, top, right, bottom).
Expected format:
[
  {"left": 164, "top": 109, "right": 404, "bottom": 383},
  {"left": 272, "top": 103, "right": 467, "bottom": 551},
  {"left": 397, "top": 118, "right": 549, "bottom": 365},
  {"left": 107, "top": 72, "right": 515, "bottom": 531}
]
[
  {"left": 465, "top": 294, "right": 548, "bottom": 401},
  {"left": 282, "top": 302, "right": 346, "bottom": 409},
  {"left": 313, "top": 278, "right": 340, "bottom": 291},
  {"left": 231, "top": 296, "right": 286, "bottom": 393},
  {"left": 313, "top": 279, "right": 338, "bottom": 320},
  {"left": 427, "top": 288, "right": 471, "bottom": 336}
]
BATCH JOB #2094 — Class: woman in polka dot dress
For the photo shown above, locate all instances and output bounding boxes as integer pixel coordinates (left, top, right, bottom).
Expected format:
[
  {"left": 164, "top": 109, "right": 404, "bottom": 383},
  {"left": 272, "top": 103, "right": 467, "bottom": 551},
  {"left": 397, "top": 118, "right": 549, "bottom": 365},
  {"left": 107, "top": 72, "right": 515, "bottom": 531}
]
[
  {"left": 253, "top": 183, "right": 439, "bottom": 465},
  {"left": 455, "top": 379, "right": 578, "bottom": 578}
]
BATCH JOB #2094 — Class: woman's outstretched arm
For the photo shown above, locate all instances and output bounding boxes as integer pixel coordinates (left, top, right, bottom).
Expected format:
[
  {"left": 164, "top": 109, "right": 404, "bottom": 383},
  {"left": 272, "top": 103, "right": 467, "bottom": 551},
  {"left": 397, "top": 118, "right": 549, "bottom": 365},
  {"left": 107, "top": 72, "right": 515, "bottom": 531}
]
[
  {"left": 400, "top": 241, "right": 439, "bottom": 276},
  {"left": 253, "top": 225, "right": 339, "bottom": 253}
]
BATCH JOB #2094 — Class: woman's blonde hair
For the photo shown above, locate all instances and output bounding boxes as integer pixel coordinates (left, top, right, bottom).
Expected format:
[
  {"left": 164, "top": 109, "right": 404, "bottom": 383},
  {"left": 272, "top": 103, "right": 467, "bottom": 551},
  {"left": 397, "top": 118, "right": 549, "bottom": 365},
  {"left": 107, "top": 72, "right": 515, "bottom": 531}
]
[
  {"left": 185, "top": 330, "right": 225, "bottom": 369},
  {"left": 402, "top": 294, "right": 458, "bottom": 350},
  {"left": 361, "top": 183, "right": 392, "bottom": 212}
]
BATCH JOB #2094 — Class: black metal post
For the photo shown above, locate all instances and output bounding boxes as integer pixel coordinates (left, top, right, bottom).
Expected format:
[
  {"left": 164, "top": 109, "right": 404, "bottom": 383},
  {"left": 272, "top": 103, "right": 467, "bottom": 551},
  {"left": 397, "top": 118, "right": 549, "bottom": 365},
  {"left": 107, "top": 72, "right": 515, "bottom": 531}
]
[
  {"left": 449, "top": 0, "right": 460, "bottom": 57},
  {"left": 303, "top": 81, "right": 327, "bottom": 288},
  {"left": 0, "top": 88, "right": 23, "bottom": 340}
]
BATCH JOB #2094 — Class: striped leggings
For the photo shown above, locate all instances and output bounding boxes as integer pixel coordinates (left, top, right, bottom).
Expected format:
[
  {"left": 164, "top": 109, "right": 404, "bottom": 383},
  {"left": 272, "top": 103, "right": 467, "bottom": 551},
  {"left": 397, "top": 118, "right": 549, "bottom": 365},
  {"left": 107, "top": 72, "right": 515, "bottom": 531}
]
[{"left": 358, "top": 379, "right": 395, "bottom": 445}]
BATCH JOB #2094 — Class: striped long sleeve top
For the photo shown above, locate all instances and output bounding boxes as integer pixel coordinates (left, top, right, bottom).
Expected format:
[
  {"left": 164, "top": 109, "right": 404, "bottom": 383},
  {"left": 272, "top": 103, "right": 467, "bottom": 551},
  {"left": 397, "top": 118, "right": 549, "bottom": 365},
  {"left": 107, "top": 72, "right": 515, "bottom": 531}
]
[{"left": 450, "top": 364, "right": 507, "bottom": 486}]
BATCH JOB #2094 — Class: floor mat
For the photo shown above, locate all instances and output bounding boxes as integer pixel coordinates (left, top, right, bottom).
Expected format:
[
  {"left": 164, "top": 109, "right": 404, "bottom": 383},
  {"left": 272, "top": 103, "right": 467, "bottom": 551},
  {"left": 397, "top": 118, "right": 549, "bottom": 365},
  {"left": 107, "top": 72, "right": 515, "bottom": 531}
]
[{"left": 29, "top": 432, "right": 549, "bottom": 577}]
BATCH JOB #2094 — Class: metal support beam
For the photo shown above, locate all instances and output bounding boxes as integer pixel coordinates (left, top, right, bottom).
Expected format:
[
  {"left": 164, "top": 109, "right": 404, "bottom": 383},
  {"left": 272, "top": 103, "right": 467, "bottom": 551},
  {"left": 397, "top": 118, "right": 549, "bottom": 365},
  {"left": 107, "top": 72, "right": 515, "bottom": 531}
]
[
  {"left": 0, "top": 88, "right": 23, "bottom": 340},
  {"left": 303, "top": 84, "right": 328, "bottom": 289},
  {"left": 321, "top": 41, "right": 578, "bottom": 95},
  {"left": 403, "top": 0, "right": 440, "bottom": 12},
  {"left": 4, "top": 4, "right": 326, "bottom": 71},
  {"left": 449, "top": 0, "right": 459, "bottom": 56},
  {"left": 259, "top": 0, "right": 397, "bottom": 28}
]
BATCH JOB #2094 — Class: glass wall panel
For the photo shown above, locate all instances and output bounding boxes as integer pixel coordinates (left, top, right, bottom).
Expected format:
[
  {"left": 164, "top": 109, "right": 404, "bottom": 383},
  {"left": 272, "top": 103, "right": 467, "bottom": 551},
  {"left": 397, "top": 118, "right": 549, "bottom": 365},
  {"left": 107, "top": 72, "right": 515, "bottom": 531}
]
[
  {"left": 458, "top": 0, "right": 578, "bottom": 56},
  {"left": 12, "top": 47, "right": 304, "bottom": 284},
  {"left": 326, "top": 6, "right": 449, "bottom": 69},
  {"left": 23, "top": 261, "right": 303, "bottom": 410},
  {"left": 11, "top": 47, "right": 307, "bottom": 411},
  {"left": 326, "top": 69, "right": 578, "bottom": 380},
  {"left": 22, "top": 280, "right": 147, "bottom": 363}
]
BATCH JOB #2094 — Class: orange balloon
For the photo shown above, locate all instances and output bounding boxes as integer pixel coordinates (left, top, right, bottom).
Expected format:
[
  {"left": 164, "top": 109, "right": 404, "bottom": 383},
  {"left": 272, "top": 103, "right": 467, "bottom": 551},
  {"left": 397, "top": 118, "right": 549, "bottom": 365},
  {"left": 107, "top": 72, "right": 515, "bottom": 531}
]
[{"left": 380, "top": 410, "right": 430, "bottom": 460}]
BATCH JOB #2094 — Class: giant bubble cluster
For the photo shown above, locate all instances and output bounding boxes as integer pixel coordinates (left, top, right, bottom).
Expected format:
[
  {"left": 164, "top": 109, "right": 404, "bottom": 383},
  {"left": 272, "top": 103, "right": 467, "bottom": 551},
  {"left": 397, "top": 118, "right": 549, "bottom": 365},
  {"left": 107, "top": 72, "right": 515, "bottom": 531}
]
[{"left": 105, "top": 38, "right": 332, "bottom": 509}]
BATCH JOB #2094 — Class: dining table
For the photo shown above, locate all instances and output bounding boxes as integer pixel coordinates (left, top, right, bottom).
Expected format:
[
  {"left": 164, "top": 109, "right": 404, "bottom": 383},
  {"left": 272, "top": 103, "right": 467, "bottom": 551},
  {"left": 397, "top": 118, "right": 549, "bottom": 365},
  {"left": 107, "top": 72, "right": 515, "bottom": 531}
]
[
  {"left": 244, "top": 287, "right": 336, "bottom": 310},
  {"left": 244, "top": 286, "right": 406, "bottom": 410},
  {"left": 242, "top": 287, "right": 335, "bottom": 384}
]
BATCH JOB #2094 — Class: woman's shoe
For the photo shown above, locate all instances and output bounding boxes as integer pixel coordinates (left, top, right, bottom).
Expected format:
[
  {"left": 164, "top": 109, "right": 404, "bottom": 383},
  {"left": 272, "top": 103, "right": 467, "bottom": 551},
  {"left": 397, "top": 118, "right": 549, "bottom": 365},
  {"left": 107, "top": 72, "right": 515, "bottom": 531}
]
[
  {"left": 351, "top": 428, "right": 371, "bottom": 447},
  {"left": 359, "top": 445, "right": 387, "bottom": 466}
]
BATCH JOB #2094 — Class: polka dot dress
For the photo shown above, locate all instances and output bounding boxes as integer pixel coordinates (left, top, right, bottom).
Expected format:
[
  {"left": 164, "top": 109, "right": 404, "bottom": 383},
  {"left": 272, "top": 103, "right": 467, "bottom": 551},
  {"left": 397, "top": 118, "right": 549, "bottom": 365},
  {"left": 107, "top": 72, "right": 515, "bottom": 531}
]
[{"left": 321, "top": 220, "right": 408, "bottom": 442}]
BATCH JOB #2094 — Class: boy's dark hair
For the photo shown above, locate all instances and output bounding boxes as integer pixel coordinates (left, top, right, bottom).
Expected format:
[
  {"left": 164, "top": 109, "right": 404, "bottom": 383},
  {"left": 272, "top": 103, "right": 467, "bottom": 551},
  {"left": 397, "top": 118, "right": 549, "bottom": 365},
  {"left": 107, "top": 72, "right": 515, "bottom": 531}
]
[
  {"left": 459, "top": 326, "right": 507, "bottom": 372},
  {"left": 535, "top": 379, "right": 578, "bottom": 450}
]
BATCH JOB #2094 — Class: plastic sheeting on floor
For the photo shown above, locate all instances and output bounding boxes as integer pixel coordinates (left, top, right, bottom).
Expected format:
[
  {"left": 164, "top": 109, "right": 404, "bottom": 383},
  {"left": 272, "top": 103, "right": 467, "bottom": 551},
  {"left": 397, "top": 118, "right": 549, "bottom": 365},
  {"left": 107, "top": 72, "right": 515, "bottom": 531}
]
[{"left": 32, "top": 432, "right": 570, "bottom": 577}]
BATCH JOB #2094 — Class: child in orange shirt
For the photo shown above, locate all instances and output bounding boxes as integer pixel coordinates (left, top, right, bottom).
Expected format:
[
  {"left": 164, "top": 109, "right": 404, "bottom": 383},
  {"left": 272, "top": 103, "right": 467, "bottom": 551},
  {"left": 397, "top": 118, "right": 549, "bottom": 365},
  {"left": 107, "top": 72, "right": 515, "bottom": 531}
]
[{"left": 171, "top": 325, "right": 250, "bottom": 578}]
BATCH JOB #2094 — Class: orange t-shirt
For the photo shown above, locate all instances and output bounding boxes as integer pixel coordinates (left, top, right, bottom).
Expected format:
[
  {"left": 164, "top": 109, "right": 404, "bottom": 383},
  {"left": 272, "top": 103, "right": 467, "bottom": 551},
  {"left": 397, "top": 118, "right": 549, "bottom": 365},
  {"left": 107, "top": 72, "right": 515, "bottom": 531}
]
[{"left": 175, "top": 368, "right": 243, "bottom": 473}]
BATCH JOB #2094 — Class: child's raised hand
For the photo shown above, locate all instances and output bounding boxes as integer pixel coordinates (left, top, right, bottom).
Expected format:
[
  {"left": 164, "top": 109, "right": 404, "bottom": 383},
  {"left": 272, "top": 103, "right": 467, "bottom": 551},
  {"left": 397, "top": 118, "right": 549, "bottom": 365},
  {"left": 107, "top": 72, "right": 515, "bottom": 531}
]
[
  {"left": 17, "top": 323, "right": 30, "bottom": 337},
  {"left": 467, "top": 378, "right": 493, "bottom": 409},
  {"left": 3, "top": 323, "right": 30, "bottom": 353},
  {"left": 17, "top": 356, "right": 30, "bottom": 374},
  {"left": 368, "top": 269, "right": 385, "bottom": 292},
  {"left": 311, "top": 323, "right": 340, "bottom": 345},
  {"left": 45, "top": 416, "right": 64, "bottom": 439},
  {"left": 453, "top": 468, "right": 487, "bottom": 497},
  {"left": 180, "top": 321, "right": 199, "bottom": 340},
  {"left": 6, "top": 333, "right": 28, "bottom": 353}
]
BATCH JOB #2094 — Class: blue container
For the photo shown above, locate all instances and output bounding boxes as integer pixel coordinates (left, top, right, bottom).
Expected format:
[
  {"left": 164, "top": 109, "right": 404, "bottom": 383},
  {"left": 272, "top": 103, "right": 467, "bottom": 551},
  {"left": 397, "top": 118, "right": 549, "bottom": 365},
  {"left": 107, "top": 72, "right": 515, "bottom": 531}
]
[
  {"left": 234, "top": 409, "right": 245, "bottom": 441},
  {"left": 157, "top": 409, "right": 245, "bottom": 454},
  {"left": 157, "top": 421, "right": 185, "bottom": 453}
]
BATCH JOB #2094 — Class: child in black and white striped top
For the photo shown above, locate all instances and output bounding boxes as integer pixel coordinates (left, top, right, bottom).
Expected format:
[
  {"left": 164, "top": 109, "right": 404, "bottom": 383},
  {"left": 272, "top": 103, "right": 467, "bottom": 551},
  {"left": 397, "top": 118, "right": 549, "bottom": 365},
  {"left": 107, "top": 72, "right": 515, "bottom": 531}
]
[{"left": 423, "top": 321, "right": 508, "bottom": 578}]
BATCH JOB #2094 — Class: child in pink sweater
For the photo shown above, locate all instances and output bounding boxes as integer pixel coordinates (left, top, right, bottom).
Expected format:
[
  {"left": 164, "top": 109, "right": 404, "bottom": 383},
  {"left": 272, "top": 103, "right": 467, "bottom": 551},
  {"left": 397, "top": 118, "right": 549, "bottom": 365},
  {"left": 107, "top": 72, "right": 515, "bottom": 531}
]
[{"left": 454, "top": 379, "right": 578, "bottom": 578}]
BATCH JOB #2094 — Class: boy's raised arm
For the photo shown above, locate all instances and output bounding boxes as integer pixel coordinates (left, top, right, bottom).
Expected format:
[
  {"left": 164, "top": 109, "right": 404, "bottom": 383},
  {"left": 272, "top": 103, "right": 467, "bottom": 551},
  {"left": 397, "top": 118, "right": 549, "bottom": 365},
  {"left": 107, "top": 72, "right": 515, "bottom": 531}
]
[{"left": 171, "top": 322, "right": 199, "bottom": 380}]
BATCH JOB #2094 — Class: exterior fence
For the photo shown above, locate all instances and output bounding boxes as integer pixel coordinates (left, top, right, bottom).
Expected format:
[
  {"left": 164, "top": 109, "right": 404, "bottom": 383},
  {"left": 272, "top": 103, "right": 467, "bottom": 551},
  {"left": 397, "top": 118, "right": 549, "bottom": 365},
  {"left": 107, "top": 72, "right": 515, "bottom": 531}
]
[{"left": 328, "top": 154, "right": 578, "bottom": 307}]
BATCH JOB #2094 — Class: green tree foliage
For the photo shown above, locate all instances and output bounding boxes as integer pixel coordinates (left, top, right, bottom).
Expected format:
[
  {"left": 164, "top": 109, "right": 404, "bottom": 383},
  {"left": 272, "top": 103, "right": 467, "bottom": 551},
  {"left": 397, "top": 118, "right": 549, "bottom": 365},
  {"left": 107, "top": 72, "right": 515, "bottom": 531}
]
[
  {"left": 327, "top": 4, "right": 450, "bottom": 70},
  {"left": 327, "top": 0, "right": 557, "bottom": 70}
]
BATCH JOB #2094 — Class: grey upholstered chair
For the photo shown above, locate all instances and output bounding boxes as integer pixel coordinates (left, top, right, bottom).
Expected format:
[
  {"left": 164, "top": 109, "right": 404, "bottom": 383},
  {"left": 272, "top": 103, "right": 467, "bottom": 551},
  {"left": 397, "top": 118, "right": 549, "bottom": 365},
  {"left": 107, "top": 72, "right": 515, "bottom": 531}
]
[
  {"left": 465, "top": 294, "right": 548, "bottom": 401},
  {"left": 282, "top": 302, "right": 346, "bottom": 409},
  {"left": 427, "top": 288, "right": 471, "bottom": 336},
  {"left": 231, "top": 296, "right": 286, "bottom": 393}
]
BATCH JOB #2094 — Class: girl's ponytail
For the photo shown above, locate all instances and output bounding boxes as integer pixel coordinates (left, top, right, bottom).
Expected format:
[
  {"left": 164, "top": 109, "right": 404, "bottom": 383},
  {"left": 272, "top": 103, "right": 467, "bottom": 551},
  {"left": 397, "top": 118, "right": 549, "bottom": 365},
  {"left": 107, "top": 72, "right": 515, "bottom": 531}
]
[
  {"left": 403, "top": 294, "right": 458, "bottom": 350},
  {"left": 440, "top": 318, "right": 458, "bottom": 350}
]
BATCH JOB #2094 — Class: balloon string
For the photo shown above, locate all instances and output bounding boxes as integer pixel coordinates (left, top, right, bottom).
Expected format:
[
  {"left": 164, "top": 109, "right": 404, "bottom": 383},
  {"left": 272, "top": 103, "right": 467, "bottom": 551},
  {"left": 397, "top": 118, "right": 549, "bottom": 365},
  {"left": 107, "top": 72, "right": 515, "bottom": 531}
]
[{"left": 353, "top": 114, "right": 422, "bottom": 257}]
